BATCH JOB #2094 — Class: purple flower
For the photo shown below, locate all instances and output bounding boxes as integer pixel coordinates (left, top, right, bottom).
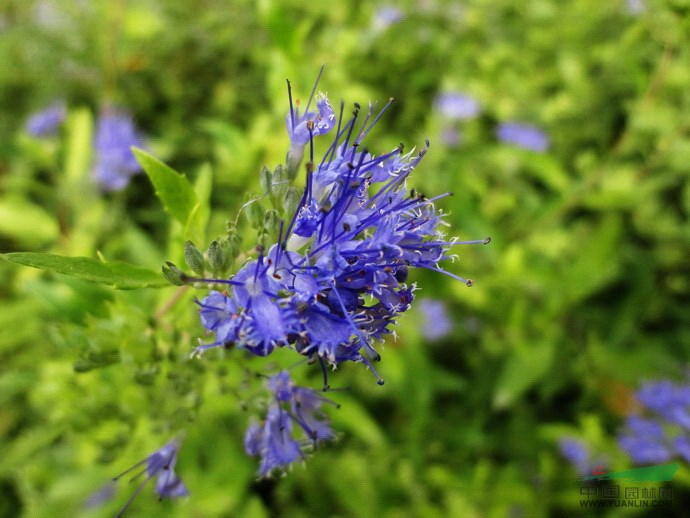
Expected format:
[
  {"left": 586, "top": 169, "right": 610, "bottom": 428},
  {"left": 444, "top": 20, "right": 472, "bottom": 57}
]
[
  {"left": 618, "top": 378, "right": 690, "bottom": 465},
  {"left": 496, "top": 122, "right": 549, "bottom": 152},
  {"left": 93, "top": 109, "right": 145, "bottom": 192},
  {"left": 26, "top": 103, "right": 66, "bottom": 137},
  {"left": 113, "top": 439, "right": 188, "bottom": 517},
  {"left": 372, "top": 6, "right": 404, "bottom": 31},
  {"left": 618, "top": 416, "right": 672, "bottom": 465},
  {"left": 559, "top": 438, "right": 592, "bottom": 476},
  {"left": 434, "top": 92, "right": 480, "bottom": 120},
  {"left": 440, "top": 126, "right": 461, "bottom": 147},
  {"left": 418, "top": 298, "right": 452, "bottom": 341},
  {"left": 245, "top": 371, "right": 336, "bottom": 477},
  {"left": 193, "top": 73, "right": 487, "bottom": 384}
]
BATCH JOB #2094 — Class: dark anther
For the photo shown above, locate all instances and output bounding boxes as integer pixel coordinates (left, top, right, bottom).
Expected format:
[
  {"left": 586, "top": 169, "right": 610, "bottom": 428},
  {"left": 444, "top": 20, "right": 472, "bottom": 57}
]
[
  {"left": 343, "top": 223, "right": 351, "bottom": 232},
  {"left": 484, "top": 237, "right": 492, "bottom": 244},
  {"left": 377, "top": 379, "right": 385, "bottom": 386},
  {"left": 272, "top": 273, "right": 282, "bottom": 279},
  {"left": 384, "top": 266, "right": 392, "bottom": 273},
  {"left": 306, "top": 120, "right": 315, "bottom": 131},
  {"left": 425, "top": 138, "right": 430, "bottom": 147},
  {"left": 466, "top": 279, "right": 474, "bottom": 287},
  {"left": 354, "top": 102, "right": 361, "bottom": 110}
]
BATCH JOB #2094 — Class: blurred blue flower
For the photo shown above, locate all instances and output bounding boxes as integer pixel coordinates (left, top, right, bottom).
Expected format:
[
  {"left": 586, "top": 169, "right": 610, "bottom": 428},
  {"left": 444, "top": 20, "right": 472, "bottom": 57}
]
[
  {"left": 618, "top": 379, "right": 690, "bottom": 465},
  {"left": 113, "top": 439, "right": 188, "bottom": 516},
  {"left": 245, "top": 371, "right": 336, "bottom": 477},
  {"left": 26, "top": 103, "right": 66, "bottom": 137},
  {"left": 434, "top": 91, "right": 480, "bottom": 120},
  {"left": 372, "top": 6, "right": 404, "bottom": 31},
  {"left": 418, "top": 298, "right": 452, "bottom": 341},
  {"left": 558, "top": 438, "right": 592, "bottom": 476},
  {"left": 93, "top": 109, "right": 145, "bottom": 192},
  {"left": 496, "top": 122, "right": 549, "bottom": 152},
  {"left": 440, "top": 126, "right": 461, "bottom": 148},
  {"left": 626, "top": 0, "right": 645, "bottom": 15},
  {"left": 618, "top": 416, "right": 672, "bottom": 465}
]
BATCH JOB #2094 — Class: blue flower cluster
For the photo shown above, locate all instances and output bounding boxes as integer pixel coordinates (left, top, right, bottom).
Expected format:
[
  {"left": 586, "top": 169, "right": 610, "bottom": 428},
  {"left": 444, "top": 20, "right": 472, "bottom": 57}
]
[
  {"left": 112, "top": 439, "right": 188, "bottom": 517},
  {"left": 93, "top": 109, "right": 145, "bottom": 192},
  {"left": 618, "top": 379, "right": 690, "bottom": 464},
  {"left": 195, "top": 78, "right": 486, "bottom": 384},
  {"left": 245, "top": 370, "right": 336, "bottom": 476}
]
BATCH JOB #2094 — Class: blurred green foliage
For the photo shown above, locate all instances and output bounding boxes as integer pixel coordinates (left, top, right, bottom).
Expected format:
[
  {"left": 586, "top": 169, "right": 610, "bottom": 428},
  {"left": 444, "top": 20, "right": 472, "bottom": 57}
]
[{"left": 2, "top": 0, "right": 690, "bottom": 516}]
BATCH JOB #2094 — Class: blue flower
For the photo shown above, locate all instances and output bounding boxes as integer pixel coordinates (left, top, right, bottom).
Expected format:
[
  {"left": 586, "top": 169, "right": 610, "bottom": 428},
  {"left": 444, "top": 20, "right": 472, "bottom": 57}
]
[
  {"left": 618, "top": 416, "right": 672, "bottom": 465},
  {"left": 617, "top": 378, "right": 690, "bottom": 465},
  {"left": 245, "top": 371, "right": 336, "bottom": 477},
  {"left": 26, "top": 103, "right": 66, "bottom": 137},
  {"left": 372, "top": 6, "right": 404, "bottom": 32},
  {"left": 558, "top": 438, "right": 592, "bottom": 477},
  {"left": 194, "top": 74, "right": 487, "bottom": 383},
  {"left": 93, "top": 109, "right": 145, "bottom": 192},
  {"left": 113, "top": 439, "right": 188, "bottom": 517},
  {"left": 496, "top": 122, "right": 549, "bottom": 152},
  {"left": 434, "top": 91, "right": 480, "bottom": 120},
  {"left": 417, "top": 298, "right": 452, "bottom": 341}
]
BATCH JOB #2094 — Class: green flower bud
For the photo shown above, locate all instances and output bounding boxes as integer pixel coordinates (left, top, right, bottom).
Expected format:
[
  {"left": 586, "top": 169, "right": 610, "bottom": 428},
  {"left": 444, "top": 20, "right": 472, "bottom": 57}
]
[
  {"left": 207, "top": 239, "right": 230, "bottom": 274},
  {"left": 162, "top": 261, "right": 186, "bottom": 286},
  {"left": 184, "top": 241, "right": 205, "bottom": 275},
  {"left": 226, "top": 227, "right": 241, "bottom": 260},
  {"left": 244, "top": 194, "right": 265, "bottom": 229},
  {"left": 271, "top": 164, "right": 289, "bottom": 202},
  {"left": 283, "top": 185, "right": 302, "bottom": 219},
  {"left": 257, "top": 230, "right": 271, "bottom": 250},
  {"left": 260, "top": 165, "right": 272, "bottom": 195},
  {"left": 263, "top": 209, "right": 281, "bottom": 240}
]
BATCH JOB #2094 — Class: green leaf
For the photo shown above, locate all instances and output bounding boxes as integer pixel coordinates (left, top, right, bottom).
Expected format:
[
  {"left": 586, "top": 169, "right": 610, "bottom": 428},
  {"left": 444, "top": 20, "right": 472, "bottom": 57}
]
[
  {"left": 0, "top": 252, "right": 167, "bottom": 289},
  {"left": 132, "top": 147, "right": 198, "bottom": 226}
]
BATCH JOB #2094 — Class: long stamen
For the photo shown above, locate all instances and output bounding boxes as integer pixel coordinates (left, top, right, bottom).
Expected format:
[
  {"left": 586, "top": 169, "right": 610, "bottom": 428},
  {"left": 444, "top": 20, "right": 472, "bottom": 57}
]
[{"left": 303, "top": 65, "right": 325, "bottom": 116}]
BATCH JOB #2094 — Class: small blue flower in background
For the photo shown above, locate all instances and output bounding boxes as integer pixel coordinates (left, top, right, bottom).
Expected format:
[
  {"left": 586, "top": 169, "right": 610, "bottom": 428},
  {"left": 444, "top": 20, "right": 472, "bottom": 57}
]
[
  {"left": 245, "top": 371, "right": 337, "bottom": 477},
  {"left": 559, "top": 437, "right": 593, "bottom": 476},
  {"left": 26, "top": 103, "right": 66, "bottom": 137},
  {"left": 618, "top": 379, "right": 690, "bottom": 464},
  {"left": 418, "top": 298, "right": 453, "bottom": 341},
  {"left": 496, "top": 122, "right": 549, "bottom": 152},
  {"left": 112, "top": 438, "right": 188, "bottom": 517},
  {"left": 626, "top": 0, "right": 645, "bottom": 15},
  {"left": 93, "top": 109, "right": 145, "bottom": 192},
  {"left": 372, "top": 6, "right": 404, "bottom": 32},
  {"left": 440, "top": 126, "right": 461, "bottom": 148},
  {"left": 434, "top": 91, "right": 480, "bottom": 120}
]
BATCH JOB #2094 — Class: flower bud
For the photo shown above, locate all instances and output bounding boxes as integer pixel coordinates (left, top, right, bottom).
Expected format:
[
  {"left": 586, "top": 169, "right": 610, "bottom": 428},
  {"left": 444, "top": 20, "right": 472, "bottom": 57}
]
[
  {"left": 260, "top": 165, "right": 272, "bottom": 195},
  {"left": 244, "top": 195, "right": 265, "bottom": 229},
  {"left": 226, "top": 227, "right": 241, "bottom": 260},
  {"left": 162, "top": 261, "right": 186, "bottom": 286},
  {"left": 184, "top": 241, "right": 205, "bottom": 275},
  {"left": 283, "top": 186, "right": 302, "bottom": 218},
  {"left": 271, "top": 164, "right": 289, "bottom": 201},
  {"left": 263, "top": 209, "right": 281, "bottom": 240},
  {"left": 207, "top": 239, "right": 231, "bottom": 274}
]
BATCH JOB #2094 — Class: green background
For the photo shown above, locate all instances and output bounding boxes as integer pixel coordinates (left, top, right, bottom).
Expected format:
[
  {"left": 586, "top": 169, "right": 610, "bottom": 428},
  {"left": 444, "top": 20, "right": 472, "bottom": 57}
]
[{"left": 2, "top": 0, "right": 690, "bottom": 516}]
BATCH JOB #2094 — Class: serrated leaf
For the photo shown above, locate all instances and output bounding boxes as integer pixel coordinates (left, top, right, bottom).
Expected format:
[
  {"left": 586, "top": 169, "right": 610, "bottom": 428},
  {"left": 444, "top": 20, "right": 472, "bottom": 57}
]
[
  {"left": 0, "top": 252, "right": 167, "bottom": 289},
  {"left": 132, "top": 147, "right": 198, "bottom": 225}
]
